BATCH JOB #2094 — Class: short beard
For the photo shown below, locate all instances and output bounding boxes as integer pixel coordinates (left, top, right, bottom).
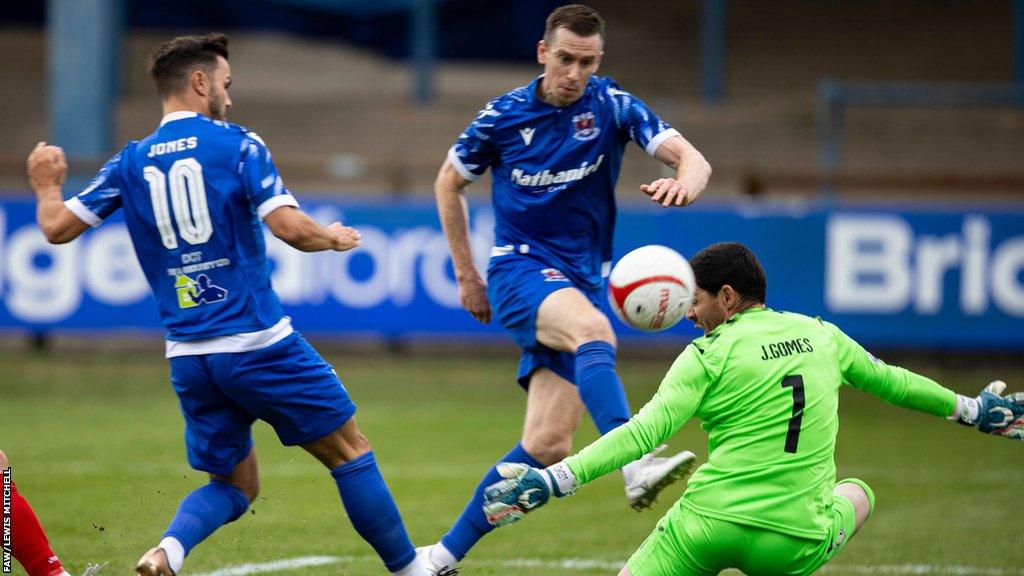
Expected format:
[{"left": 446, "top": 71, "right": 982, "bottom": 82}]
[{"left": 208, "top": 93, "right": 226, "bottom": 120}]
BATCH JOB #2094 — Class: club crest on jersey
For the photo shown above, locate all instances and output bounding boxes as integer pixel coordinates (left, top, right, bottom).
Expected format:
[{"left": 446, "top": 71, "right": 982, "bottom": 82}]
[
  {"left": 541, "top": 268, "right": 569, "bottom": 282},
  {"left": 175, "top": 274, "right": 229, "bottom": 309},
  {"left": 571, "top": 111, "right": 600, "bottom": 141}
]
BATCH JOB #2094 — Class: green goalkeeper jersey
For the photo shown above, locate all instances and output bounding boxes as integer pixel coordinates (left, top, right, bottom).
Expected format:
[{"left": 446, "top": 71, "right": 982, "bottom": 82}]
[{"left": 565, "top": 307, "right": 956, "bottom": 539}]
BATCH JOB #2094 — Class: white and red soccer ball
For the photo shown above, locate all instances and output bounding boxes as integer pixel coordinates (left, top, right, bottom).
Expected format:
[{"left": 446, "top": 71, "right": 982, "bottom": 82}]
[{"left": 608, "top": 245, "right": 696, "bottom": 332}]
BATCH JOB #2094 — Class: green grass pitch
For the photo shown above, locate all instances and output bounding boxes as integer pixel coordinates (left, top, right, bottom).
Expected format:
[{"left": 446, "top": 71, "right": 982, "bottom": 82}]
[{"left": 2, "top": 348, "right": 1022, "bottom": 576}]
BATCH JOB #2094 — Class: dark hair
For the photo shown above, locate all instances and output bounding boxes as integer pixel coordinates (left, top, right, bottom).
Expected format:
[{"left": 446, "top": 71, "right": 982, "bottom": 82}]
[
  {"left": 545, "top": 4, "right": 605, "bottom": 44},
  {"left": 147, "top": 33, "right": 229, "bottom": 97},
  {"left": 690, "top": 242, "right": 767, "bottom": 304}
]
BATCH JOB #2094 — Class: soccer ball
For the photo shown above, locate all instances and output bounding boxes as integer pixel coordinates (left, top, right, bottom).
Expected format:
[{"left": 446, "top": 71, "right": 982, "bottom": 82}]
[{"left": 607, "top": 245, "right": 696, "bottom": 332}]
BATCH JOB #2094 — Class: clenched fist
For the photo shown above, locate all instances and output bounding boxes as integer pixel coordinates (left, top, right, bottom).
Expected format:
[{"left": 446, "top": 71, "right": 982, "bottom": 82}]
[{"left": 27, "top": 142, "right": 68, "bottom": 192}]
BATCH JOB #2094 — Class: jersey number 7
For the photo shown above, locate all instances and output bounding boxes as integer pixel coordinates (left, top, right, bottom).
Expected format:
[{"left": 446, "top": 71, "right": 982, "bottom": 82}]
[{"left": 781, "top": 375, "right": 805, "bottom": 453}]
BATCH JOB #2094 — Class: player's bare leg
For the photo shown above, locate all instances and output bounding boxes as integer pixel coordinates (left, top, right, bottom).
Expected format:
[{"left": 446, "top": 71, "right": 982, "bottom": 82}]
[
  {"left": 304, "top": 419, "right": 426, "bottom": 576},
  {"left": 536, "top": 288, "right": 696, "bottom": 510},
  {"left": 617, "top": 567, "right": 632, "bottom": 576},
  {"left": 137, "top": 450, "right": 258, "bottom": 576},
  {"left": 521, "top": 368, "right": 586, "bottom": 465},
  {"left": 535, "top": 287, "right": 618, "bottom": 352},
  {"left": 834, "top": 481, "right": 873, "bottom": 534},
  {"left": 212, "top": 448, "right": 261, "bottom": 501},
  {"left": 301, "top": 417, "right": 371, "bottom": 467}
]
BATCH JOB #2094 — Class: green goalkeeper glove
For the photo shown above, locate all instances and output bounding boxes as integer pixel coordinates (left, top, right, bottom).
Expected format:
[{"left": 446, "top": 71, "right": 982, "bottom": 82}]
[
  {"left": 950, "top": 381, "right": 1024, "bottom": 440},
  {"left": 482, "top": 462, "right": 577, "bottom": 527}
]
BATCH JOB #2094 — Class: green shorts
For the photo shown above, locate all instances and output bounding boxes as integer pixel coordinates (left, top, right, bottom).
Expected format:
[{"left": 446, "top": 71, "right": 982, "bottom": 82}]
[{"left": 627, "top": 479, "right": 874, "bottom": 576}]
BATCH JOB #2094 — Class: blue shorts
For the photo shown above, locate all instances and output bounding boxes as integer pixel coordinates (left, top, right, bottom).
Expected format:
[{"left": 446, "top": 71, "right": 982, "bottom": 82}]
[
  {"left": 487, "top": 254, "right": 607, "bottom": 389},
  {"left": 169, "top": 332, "right": 356, "bottom": 475}
]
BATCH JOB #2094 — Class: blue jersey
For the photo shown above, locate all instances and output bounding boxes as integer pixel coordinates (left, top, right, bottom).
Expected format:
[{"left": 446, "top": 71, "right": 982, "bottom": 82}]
[
  {"left": 66, "top": 112, "right": 298, "bottom": 342},
  {"left": 448, "top": 75, "right": 679, "bottom": 289}
]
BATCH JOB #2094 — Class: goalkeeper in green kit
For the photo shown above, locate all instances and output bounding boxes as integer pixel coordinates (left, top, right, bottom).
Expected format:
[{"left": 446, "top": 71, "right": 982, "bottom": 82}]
[{"left": 482, "top": 242, "right": 1024, "bottom": 576}]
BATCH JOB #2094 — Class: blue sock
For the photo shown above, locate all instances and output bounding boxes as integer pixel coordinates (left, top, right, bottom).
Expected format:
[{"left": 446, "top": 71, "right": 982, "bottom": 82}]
[
  {"left": 575, "top": 340, "right": 631, "bottom": 434},
  {"left": 331, "top": 452, "right": 416, "bottom": 573},
  {"left": 441, "top": 443, "right": 543, "bottom": 560},
  {"left": 163, "top": 480, "right": 249, "bottom": 556}
]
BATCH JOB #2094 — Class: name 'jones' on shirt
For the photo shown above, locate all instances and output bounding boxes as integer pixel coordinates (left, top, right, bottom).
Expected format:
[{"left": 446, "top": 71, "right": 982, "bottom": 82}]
[
  {"left": 148, "top": 136, "right": 199, "bottom": 157},
  {"left": 760, "top": 338, "right": 814, "bottom": 361}
]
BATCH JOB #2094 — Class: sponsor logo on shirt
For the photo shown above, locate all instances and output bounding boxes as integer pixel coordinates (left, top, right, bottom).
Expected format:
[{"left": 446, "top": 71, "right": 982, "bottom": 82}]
[
  {"left": 510, "top": 155, "right": 604, "bottom": 187},
  {"left": 175, "top": 273, "right": 228, "bottom": 309},
  {"left": 571, "top": 111, "right": 600, "bottom": 141}
]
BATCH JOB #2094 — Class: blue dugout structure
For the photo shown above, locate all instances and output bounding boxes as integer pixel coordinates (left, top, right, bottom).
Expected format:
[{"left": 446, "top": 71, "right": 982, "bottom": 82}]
[
  {"left": 1017, "top": 0, "right": 1024, "bottom": 84},
  {"left": 701, "top": 0, "right": 726, "bottom": 105},
  {"left": 48, "top": 0, "right": 123, "bottom": 190}
]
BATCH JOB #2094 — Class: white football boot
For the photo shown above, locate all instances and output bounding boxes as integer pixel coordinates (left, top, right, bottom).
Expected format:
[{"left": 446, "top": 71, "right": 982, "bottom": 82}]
[
  {"left": 622, "top": 445, "right": 698, "bottom": 511},
  {"left": 415, "top": 545, "right": 460, "bottom": 576}
]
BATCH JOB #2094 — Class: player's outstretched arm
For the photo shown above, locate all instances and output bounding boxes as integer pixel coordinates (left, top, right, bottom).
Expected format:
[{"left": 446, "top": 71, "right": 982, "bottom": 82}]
[
  {"left": 27, "top": 142, "right": 90, "bottom": 244},
  {"left": 435, "top": 159, "right": 491, "bottom": 323},
  {"left": 642, "top": 135, "right": 711, "bottom": 208},
  {"left": 950, "top": 380, "right": 1024, "bottom": 440},
  {"left": 264, "top": 206, "right": 361, "bottom": 252},
  {"left": 831, "top": 321, "right": 1024, "bottom": 440}
]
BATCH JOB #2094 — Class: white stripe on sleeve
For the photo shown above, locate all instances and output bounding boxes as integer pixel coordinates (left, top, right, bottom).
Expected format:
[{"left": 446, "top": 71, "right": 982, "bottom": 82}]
[
  {"left": 447, "top": 146, "right": 480, "bottom": 182},
  {"left": 257, "top": 194, "right": 300, "bottom": 220},
  {"left": 645, "top": 128, "right": 681, "bottom": 157},
  {"left": 64, "top": 197, "right": 103, "bottom": 227}
]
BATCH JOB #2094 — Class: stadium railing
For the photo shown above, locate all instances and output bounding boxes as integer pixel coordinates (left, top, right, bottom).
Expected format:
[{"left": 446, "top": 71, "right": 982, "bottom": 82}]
[{"left": 816, "top": 79, "right": 1024, "bottom": 199}]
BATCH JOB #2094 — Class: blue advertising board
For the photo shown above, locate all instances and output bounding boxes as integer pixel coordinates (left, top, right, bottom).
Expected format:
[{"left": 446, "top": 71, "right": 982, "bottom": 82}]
[{"left": 0, "top": 198, "right": 1022, "bottom": 349}]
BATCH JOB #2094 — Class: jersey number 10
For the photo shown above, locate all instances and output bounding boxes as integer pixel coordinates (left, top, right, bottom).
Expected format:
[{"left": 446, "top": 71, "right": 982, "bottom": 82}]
[{"left": 144, "top": 158, "right": 213, "bottom": 250}]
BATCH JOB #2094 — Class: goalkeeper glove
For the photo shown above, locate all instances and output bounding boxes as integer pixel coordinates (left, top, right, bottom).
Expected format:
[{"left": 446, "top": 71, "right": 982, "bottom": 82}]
[
  {"left": 482, "top": 461, "right": 577, "bottom": 527},
  {"left": 950, "top": 380, "right": 1024, "bottom": 440}
]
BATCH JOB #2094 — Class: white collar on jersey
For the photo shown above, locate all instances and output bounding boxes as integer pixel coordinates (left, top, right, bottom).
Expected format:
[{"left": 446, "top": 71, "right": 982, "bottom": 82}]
[{"left": 159, "top": 111, "right": 199, "bottom": 126}]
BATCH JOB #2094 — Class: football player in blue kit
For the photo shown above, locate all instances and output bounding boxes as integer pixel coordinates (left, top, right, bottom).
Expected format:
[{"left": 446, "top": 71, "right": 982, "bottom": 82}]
[
  {"left": 27, "top": 34, "right": 430, "bottom": 576},
  {"left": 421, "top": 4, "right": 713, "bottom": 573}
]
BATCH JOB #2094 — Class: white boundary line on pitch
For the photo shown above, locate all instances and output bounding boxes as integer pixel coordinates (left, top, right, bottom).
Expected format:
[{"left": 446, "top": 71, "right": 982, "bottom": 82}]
[
  {"left": 190, "top": 555, "right": 1024, "bottom": 576},
  {"left": 190, "top": 556, "right": 341, "bottom": 576}
]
